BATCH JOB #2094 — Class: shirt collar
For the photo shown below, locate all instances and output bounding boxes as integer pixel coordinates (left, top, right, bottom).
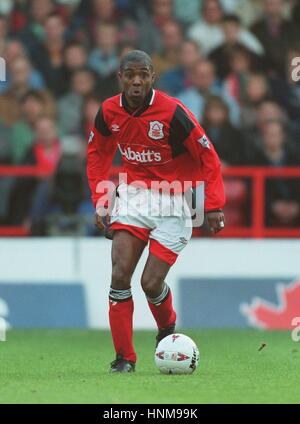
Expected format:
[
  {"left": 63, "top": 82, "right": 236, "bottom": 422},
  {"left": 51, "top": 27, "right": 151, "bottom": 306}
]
[{"left": 120, "top": 88, "right": 156, "bottom": 116}]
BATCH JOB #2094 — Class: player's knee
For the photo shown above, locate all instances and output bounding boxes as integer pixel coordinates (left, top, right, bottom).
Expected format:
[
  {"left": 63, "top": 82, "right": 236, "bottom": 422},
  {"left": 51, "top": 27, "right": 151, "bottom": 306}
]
[
  {"left": 111, "top": 265, "right": 131, "bottom": 290},
  {"left": 141, "top": 275, "right": 164, "bottom": 298}
]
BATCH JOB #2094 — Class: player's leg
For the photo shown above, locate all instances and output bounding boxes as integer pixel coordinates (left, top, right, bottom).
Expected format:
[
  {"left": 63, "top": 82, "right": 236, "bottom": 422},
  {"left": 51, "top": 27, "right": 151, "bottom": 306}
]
[
  {"left": 142, "top": 197, "right": 193, "bottom": 345},
  {"left": 109, "top": 229, "right": 147, "bottom": 371},
  {"left": 141, "top": 252, "right": 177, "bottom": 346}
]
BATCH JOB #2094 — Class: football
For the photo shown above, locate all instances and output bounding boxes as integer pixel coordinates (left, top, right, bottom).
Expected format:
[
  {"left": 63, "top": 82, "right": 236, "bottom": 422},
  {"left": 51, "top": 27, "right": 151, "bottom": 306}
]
[{"left": 154, "top": 333, "right": 200, "bottom": 375}]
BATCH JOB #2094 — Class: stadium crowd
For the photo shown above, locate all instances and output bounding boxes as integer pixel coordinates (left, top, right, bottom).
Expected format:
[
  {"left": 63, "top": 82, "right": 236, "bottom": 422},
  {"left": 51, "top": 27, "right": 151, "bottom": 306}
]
[{"left": 0, "top": 0, "right": 300, "bottom": 235}]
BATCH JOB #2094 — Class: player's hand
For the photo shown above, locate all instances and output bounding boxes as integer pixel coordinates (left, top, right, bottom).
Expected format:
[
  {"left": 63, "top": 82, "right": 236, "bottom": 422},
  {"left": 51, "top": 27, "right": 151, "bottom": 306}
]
[
  {"left": 206, "top": 210, "right": 225, "bottom": 234},
  {"left": 95, "top": 212, "right": 105, "bottom": 231},
  {"left": 95, "top": 207, "right": 110, "bottom": 232}
]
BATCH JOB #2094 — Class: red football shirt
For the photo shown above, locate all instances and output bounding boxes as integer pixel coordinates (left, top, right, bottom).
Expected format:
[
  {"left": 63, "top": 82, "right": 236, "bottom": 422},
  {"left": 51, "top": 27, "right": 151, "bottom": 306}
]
[{"left": 87, "top": 89, "right": 225, "bottom": 212}]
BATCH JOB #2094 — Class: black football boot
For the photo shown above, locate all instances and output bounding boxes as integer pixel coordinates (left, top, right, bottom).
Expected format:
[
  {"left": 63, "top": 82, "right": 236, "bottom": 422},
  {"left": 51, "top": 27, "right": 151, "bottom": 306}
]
[
  {"left": 155, "top": 324, "right": 176, "bottom": 348},
  {"left": 110, "top": 355, "right": 135, "bottom": 373}
]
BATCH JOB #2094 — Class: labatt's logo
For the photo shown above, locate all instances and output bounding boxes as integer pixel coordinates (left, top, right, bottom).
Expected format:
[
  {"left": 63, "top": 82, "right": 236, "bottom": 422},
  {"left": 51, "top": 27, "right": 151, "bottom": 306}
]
[
  {"left": 118, "top": 145, "right": 161, "bottom": 163},
  {"left": 241, "top": 280, "right": 300, "bottom": 329}
]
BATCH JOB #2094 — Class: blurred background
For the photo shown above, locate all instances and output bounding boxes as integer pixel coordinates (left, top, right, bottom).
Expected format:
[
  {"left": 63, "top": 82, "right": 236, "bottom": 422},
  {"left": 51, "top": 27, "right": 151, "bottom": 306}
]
[{"left": 0, "top": 0, "right": 300, "bottom": 331}]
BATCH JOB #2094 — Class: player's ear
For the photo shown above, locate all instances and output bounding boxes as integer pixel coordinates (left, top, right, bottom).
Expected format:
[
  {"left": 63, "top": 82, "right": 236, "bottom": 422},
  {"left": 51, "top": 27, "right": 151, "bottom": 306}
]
[{"left": 151, "top": 72, "right": 156, "bottom": 85}]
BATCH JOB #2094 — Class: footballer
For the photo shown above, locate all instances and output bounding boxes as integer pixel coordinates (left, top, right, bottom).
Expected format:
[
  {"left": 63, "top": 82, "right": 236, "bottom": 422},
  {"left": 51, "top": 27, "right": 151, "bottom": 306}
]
[{"left": 87, "top": 50, "right": 225, "bottom": 373}]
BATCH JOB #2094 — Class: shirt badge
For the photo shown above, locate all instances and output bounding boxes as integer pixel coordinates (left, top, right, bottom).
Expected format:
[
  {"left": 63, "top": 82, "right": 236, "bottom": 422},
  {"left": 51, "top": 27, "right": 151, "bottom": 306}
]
[
  {"left": 111, "top": 123, "right": 120, "bottom": 132},
  {"left": 88, "top": 131, "right": 94, "bottom": 144},
  {"left": 148, "top": 121, "right": 164, "bottom": 140},
  {"left": 198, "top": 135, "right": 210, "bottom": 149}
]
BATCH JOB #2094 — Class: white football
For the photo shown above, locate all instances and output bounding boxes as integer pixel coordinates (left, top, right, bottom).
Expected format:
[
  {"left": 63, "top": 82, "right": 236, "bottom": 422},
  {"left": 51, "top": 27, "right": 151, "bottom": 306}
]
[{"left": 154, "top": 333, "right": 200, "bottom": 375}]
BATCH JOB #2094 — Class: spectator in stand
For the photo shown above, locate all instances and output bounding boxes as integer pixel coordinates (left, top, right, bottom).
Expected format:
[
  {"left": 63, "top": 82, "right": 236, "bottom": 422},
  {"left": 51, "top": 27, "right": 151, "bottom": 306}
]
[
  {"left": 63, "top": 40, "right": 88, "bottom": 70},
  {"left": 251, "top": 0, "right": 300, "bottom": 77},
  {"left": 9, "top": 0, "right": 28, "bottom": 33},
  {"left": 30, "top": 0, "right": 56, "bottom": 38},
  {"left": 28, "top": 116, "right": 63, "bottom": 235},
  {"left": 174, "top": 0, "right": 262, "bottom": 28},
  {"left": 60, "top": 41, "right": 89, "bottom": 95},
  {"left": 178, "top": 59, "right": 240, "bottom": 126},
  {"left": 209, "top": 14, "right": 263, "bottom": 80},
  {"left": 0, "top": 56, "right": 53, "bottom": 126},
  {"left": 255, "top": 101, "right": 288, "bottom": 131},
  {"left": 202, "top": 95, "right": 249, "bottom": 227},
  {"left": 10, "top": 90, "right": 56, "bottom": 164},
  {"left": 157, "top": 39, "right": 202, "bottom": 96},
  {"left": 253, "top": 120, "right": 298, "bottom": 167},
  {"left": 19, "top": 0, "right": 55, "bottom": 48},
  {"left": 249, "top": 120, "right": 300, "bottom": 226},
  {"left": 203, "top": 95, "right": 245, "bottom": 165},
  {"left": 28, "top": 13, "right": 66, "bottom": 96},
  {"left": 86, "top": 0, "right": 138, "bottom": 47},
  {"left": 219, "top": 0, "right": 263, "bottom": 27},
  {"left": 54, "top": 1, "right": 84, "bottom": 42},
  {"left": 243, "top": 100, "right": 291, "bottom": 164},
  {"left": 0, "top": 40, "right": 45, "bottom": 93},
  {"left": 152, "top": 20, "right": 183, "bottom": 77},
  {"left": 88, "top": 23, "right": 119, "bottom": 78},
  {"left": 187, "top": 0, "right": 224, "bottom": 55},
  {"left": 8, "top": 116, "right": 62, "bottom": 228},
  {"left": 240, "top": 73, "right": 271, "bottom": 129},
  {"left": 223, "top": 45, "right": 258, "bottom": 104},
  {"left": 0, "top": 55, "right": 31, "bottom": 123},
  {"left": 88, "top": 22, "right": 120, "bottom": 98},
  {"left": 221, "top": 13, "right": 264, "bottom": 57},
  {"left": 3, "top": 38, "right": 25, "bottom": 65},
  {"left": 138, "top": 0, "right": 174, "bottom": 54},
  {"left": 58, "top": 68, "right": 97, "bottom": 136},
  {"left": 30, "top": 116, "right": 62, "bottom": 174}
]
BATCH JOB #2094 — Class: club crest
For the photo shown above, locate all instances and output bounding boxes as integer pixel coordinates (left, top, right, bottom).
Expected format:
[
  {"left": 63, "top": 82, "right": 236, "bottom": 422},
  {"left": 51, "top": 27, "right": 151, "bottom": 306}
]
[{"left": 148, "top": 121, "right": 164, "bottom": 140}]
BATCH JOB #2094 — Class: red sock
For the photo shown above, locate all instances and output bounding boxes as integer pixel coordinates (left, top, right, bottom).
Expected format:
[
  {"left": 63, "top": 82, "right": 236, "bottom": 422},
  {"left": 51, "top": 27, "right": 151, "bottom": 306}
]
[
  {"left": 148, "top": 289, "right": 176, "bottom": 330},
  {"left": 109, "top": 298, "right": 136, "bottom": 363}
]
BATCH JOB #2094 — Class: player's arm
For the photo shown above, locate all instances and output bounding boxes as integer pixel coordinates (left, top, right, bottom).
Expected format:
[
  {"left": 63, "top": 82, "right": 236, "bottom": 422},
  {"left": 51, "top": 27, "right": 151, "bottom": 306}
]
[
  {"left": 86, "top": 105, "right": 117, "bottom": 231},
  {"left": 170, "top": 104, "right": 226, "bottom": 233}
]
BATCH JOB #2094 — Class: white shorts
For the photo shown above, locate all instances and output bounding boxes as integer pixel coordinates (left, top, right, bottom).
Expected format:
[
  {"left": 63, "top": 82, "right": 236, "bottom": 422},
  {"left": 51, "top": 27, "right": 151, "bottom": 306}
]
[{"left": 109, "top": 183, "right": 192, "bottom": 265}]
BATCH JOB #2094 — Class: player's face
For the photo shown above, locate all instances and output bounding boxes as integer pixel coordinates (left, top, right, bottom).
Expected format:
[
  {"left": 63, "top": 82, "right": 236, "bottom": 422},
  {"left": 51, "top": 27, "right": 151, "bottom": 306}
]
[{"left": 119, "top": 62, "right": 155, "bottom": 106}]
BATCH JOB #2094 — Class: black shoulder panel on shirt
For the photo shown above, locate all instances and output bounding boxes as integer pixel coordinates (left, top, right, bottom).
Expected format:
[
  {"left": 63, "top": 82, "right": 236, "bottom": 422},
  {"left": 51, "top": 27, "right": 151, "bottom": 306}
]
[
  {"left": 94, "top": 106, "right": 112, "bottom": 136},
  {"left": 168, "top": 104, "right": 194, "bottom": 158}
]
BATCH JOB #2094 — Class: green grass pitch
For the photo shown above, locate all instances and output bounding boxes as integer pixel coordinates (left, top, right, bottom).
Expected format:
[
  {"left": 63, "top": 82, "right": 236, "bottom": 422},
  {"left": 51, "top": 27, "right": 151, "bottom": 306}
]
[{"left": 0, "top": 329, "right": 299, "bottom": 404}]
